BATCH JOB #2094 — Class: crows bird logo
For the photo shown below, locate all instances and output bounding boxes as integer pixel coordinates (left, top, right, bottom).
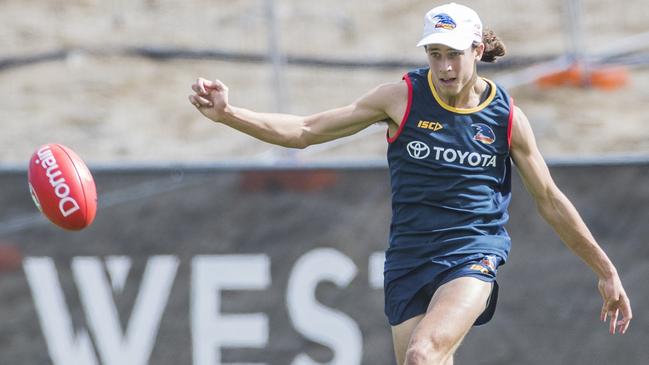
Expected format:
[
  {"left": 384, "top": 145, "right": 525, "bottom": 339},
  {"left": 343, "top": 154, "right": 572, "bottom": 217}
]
[
  {"left": 471, "top": 123, "right": 496, "bottom": 145},
  {"left": 432, "top": 14, "right": 457, "bottom": 30}
]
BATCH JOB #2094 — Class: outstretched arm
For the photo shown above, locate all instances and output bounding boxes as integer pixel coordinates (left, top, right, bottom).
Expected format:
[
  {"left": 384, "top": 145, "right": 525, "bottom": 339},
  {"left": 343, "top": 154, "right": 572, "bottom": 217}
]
[
  {"left": 188, "top": 78, "right": 406, "bottom": 148},
  {"left": 510, "top": 106, "right": 632, "bottom": 335}
]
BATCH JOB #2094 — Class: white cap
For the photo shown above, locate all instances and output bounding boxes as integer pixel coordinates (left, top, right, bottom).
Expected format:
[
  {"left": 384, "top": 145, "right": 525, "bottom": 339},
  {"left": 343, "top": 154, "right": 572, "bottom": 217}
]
[{"left": 416, "top": 3, "right": 483, "bottom": 50}]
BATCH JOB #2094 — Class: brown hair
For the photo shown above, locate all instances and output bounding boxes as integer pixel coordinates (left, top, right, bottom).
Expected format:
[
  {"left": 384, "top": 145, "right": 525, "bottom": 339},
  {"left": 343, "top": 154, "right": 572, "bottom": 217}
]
[{"left": 477, "top": 28, "right": 506, "bottom": 63}]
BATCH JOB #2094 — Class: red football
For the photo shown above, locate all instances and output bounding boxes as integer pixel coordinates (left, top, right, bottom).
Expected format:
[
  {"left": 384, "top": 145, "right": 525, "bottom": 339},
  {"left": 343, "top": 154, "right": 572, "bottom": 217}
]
[{"left": 28, "top": 144, "right": 97, "bottom": 230}]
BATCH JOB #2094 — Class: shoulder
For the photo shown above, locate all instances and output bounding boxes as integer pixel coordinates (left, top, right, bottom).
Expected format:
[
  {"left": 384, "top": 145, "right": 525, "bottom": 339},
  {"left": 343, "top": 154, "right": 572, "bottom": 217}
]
[
  {"left": 378, "top": 78, "right": 409, "bottom": 95},
  {"left": 511, "top": 105, "right": 529, "bottom": 130},
  {"left": 360, "top": 80, "right": 408, "bottom": 107},
  {"left": 353, "top": 79, "right": 409, "bottom": 127},
  {"left": 403, "top": 68, "right": 430, "bottom": 89},
  {"left": 405, "top": 67, "right": 430, "bottom": 79},
  {"left": 510, "top": 105, "right": 538, "bottom": 155},
  {"left": 484, "top": 78, "right": 512, "bottom": 106}
]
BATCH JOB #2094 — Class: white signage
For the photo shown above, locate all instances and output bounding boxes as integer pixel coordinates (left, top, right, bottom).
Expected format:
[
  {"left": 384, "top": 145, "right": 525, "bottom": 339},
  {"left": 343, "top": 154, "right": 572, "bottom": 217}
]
[{"left": 23, "top": 249, "right": 385, "bottom": 365}]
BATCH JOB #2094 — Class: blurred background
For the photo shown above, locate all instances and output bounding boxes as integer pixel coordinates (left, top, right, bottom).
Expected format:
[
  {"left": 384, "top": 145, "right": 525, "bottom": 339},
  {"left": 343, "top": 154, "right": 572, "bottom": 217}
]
[
  {"left": 1, "top": 1, "right": 648, "bottom": 365},
  {"left": 1, "top": 0, "right": 648, "bottom": 164}
]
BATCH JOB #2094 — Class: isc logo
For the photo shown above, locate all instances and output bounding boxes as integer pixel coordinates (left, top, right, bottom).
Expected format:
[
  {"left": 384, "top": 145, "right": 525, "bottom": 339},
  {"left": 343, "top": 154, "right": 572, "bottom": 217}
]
[{"left": 417, "top": 120, "right": 443, "bottom": 131}]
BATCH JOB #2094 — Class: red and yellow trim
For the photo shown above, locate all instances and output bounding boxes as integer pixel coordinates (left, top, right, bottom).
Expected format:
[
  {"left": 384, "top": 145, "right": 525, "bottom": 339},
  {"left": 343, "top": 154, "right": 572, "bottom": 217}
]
[
  {"left": 507, "top": 97, "right": 515, "bottom": 148},
  {"left": 427, "top": 70, "right": 497, "bottom": 114},
  {"left": 387, "top": 73, "right": 413, "bottom": 143}
]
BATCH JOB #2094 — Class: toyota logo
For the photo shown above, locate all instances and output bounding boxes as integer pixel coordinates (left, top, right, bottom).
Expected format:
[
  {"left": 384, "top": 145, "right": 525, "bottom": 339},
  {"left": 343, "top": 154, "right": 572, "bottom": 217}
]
[{"left": 406, "top": 141, "right": 430, "bottom": 159}]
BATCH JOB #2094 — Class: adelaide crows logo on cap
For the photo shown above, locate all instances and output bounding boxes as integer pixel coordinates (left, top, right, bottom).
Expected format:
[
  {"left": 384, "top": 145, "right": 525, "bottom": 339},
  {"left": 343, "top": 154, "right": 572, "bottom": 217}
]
[
  {"left": 432, "top": 14, "right": 456, "bottom": 30},
  {"left": 471, "top": 123, "right": 496, "bottom": 145}
]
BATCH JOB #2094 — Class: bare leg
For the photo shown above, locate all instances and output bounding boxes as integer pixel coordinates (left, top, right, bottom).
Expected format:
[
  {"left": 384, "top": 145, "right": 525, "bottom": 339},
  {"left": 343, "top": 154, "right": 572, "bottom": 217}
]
[
  {"left": 392, "top": 314, "right": 424, "bottom": 365},
  {"left": 404, "top": 277, "right": 492, "bottom": 364}
]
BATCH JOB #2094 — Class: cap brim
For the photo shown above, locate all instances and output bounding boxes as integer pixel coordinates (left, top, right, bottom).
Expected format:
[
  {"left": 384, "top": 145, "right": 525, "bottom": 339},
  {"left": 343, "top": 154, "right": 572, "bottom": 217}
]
[{"left": 416, "top": 33, "right": 473, "bottom": 50}]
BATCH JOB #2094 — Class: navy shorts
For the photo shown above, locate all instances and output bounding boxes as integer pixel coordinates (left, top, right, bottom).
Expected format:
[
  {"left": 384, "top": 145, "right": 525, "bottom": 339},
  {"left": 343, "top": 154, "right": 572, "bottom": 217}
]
[{"left": 384, "top": 253, "right": 502, "bottom": 326}]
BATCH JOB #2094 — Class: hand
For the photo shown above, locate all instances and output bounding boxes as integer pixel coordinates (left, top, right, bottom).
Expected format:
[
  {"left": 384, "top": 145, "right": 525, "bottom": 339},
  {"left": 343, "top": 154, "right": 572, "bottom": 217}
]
[
  {"left": 598, "top": 274, "right": 632, "bottom": 334},
  {"left": 188, "top": 78, "right": 230, "bottom": 122}
]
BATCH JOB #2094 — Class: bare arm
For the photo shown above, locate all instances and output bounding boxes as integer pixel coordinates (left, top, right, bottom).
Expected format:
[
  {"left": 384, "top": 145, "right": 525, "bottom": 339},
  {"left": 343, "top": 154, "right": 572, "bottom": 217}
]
[
  {"left": 188, "top": 78, "right": 406, "bottom": 148},
  {"left": 510, "top": 106, "right": 632, "bottom": 335}
]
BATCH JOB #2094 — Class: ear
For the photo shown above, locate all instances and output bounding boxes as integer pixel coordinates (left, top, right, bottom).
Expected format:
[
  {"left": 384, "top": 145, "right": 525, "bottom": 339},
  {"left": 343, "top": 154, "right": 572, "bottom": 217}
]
[{"left": 474, "top": 42, "right": 485, "bottom": 61}]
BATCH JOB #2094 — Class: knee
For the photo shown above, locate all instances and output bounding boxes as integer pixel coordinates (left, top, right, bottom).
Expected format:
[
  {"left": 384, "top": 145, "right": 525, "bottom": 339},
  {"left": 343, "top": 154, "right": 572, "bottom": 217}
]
[
  {"left": 404, "top": 334, "right": 453, "bottom": 365},
  {"left": 404, "top": 344, "right": 431, "bottom": 364}
]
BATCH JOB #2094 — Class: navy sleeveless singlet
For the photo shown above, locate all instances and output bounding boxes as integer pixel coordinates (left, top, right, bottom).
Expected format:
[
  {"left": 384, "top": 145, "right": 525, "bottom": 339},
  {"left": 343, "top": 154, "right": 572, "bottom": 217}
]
[{"left": 385, "top": 67, "right": 514, "bottom": 273}]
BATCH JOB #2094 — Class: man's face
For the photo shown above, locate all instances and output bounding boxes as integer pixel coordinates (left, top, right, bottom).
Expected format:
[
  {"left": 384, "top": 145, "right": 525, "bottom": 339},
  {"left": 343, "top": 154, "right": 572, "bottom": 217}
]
[{"left": 425, "top": 43, "right": 482, "bottom": 98}]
